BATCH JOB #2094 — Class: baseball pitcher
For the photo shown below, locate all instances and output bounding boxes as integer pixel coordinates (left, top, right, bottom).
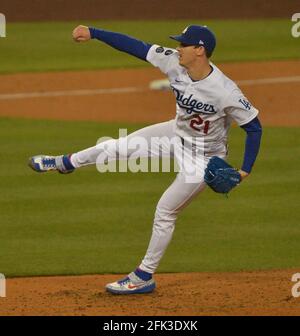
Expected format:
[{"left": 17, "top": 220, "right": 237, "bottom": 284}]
[{"left": 29, "top": 24, "right": 262, "bottom": 294}]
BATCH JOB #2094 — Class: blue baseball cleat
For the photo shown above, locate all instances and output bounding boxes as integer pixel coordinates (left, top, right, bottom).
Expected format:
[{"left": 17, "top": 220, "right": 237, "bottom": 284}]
[
  {"left": 28, "top": 155, "right": 75, "bottom": 174},
  {"left": 106, "top": 272, "right": 156, "bottom": 295}
]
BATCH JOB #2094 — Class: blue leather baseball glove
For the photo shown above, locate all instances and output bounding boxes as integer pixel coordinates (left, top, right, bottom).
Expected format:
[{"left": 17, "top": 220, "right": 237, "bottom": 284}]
[{"left": 204, "top": 156, "right": 241, "bottom": 194}]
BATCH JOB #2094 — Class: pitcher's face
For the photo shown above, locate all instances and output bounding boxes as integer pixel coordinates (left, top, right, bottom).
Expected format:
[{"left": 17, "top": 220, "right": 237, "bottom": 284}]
[{"left": 176, "top": 44, "right": 204, "bottom": 67}]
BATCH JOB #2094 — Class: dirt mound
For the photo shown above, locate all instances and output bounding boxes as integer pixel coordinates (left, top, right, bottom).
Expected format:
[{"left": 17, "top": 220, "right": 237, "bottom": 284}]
[{"left": 1, "top": 269, "right": 299, "bottom": 316}]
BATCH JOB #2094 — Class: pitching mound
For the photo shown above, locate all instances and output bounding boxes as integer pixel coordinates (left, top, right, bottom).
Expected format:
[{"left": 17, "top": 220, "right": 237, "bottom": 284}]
[{"left": 1, "top": 269, "right": 300, "bottom": 316}]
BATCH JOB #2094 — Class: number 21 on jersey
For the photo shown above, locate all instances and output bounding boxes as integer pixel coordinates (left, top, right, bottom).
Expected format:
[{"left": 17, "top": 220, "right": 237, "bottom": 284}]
[{"left": 190, "top": 115, "right": 210, "bottom": 134}]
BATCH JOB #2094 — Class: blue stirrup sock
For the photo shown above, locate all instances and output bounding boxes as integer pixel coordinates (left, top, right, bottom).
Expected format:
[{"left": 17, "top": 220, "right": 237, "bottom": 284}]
[
  {"left": 62, "top": 154, "right": 75, "bottom": 170},
  {"left": 134, "top": 268, "right": 152, "bottom": 281}
]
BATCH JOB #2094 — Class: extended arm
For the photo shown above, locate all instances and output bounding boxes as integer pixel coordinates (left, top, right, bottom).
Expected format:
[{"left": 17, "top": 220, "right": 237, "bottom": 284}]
[
  {"left": 239, "top": 117, "right": 262, "bottom": 179},
  {"left": 72, "top": 25, "right": 152, "bottom": 61}
]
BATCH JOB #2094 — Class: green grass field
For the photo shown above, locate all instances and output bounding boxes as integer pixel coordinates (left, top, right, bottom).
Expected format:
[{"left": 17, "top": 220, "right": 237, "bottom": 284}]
[
  {"left": 0, "top": 118, "right": 299, "bottom": 277},
  {"left": 0, "top": 19, "right": 299, "bottom": 73}
]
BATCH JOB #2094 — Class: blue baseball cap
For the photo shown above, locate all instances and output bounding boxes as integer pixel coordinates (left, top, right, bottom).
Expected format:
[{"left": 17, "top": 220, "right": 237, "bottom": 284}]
[{"left": 170, "top": 25, "right": 216, "bottom": 55}]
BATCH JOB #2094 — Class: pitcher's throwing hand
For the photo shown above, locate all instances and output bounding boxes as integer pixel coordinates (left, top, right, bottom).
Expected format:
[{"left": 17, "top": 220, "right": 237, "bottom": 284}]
[{"left": 72, "top": 25, "right": 91, "bottom": 42}]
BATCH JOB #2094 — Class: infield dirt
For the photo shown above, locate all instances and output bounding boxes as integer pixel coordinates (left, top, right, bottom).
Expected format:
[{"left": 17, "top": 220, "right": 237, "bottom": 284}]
[{"left": 0, "top": 60, "right": 300, "bottom": 126}]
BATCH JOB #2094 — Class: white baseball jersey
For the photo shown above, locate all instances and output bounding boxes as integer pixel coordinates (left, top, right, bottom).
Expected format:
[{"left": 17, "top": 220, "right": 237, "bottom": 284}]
[{"left": 146, "top": 44, "right": 259, "bottom": 156}]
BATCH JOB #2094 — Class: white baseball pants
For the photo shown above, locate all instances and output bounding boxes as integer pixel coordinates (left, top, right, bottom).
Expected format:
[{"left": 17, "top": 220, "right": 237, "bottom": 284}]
[{"left": 71, "top": 120, "right": 210, "bottom": 274}]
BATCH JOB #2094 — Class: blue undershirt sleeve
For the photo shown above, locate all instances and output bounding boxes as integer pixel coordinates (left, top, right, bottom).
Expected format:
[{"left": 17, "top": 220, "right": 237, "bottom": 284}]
[
  {"left": 240, "top": 117, "right": 262, "bottom": 173},
  {"left": 89, "top": 27, "right": 152, "bottom": 61}
]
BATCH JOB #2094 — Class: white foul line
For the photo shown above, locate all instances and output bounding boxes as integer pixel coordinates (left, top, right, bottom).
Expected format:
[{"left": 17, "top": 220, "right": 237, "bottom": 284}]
[
  {"left": 237, "top": 76, "right": 300, "bottom": 85},
  {"left": 0, "top": 87, "right": 144, "bottom": 100},
  {"left": 0, "top": 76, "right": 300, "bottom": 101}
]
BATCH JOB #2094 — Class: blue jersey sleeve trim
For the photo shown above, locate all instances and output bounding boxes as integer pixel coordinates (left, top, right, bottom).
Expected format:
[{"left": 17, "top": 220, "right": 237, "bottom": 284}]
[
  {"left": 240, "top": 117, "right": 262, "bottom": 173},
  {"left": 89, "top": 27, "right": 152, "bottom": 61}
]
